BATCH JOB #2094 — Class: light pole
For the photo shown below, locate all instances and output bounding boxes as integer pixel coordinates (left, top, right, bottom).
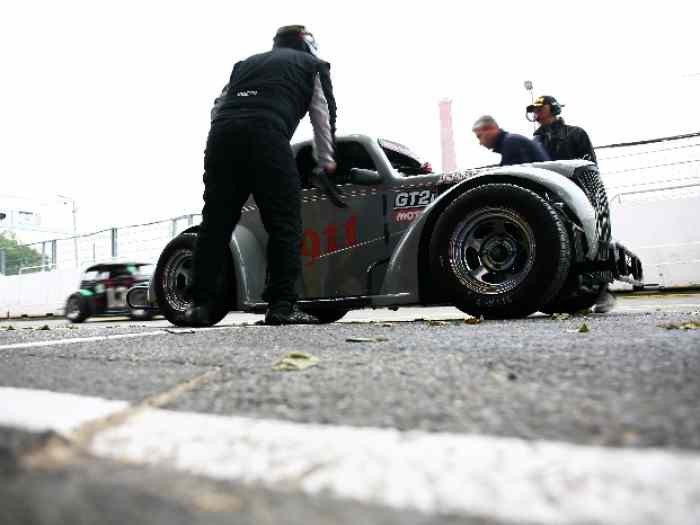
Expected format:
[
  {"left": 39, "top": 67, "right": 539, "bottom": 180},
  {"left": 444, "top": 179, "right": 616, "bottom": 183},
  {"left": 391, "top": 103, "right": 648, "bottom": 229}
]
[
  {"left": 57, "top": 194, "right": 79, "bottom": 268},
  {"left": 524, "top": 80, "right": 536, "bottom": 133}
]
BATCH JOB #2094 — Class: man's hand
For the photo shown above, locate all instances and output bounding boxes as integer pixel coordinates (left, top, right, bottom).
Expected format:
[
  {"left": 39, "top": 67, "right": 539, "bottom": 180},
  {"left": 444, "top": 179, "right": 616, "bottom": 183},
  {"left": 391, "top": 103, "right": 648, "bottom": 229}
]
[{"left": 311, "top": 164, "right": 347, "bottom": 208}]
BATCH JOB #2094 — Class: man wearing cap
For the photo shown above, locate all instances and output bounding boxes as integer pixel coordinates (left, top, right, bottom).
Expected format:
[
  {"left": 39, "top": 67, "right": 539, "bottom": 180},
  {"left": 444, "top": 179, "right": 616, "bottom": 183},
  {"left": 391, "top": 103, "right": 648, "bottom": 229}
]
[
  {"left": 528, "top": 96, "right": 616, "bottom": 313},
  {"left": 472, "top": 115, "right": 550, "bottom": 166},
  {"left": 186, "top": 25, "right": 337, "bottom": 326},
  {"left": 527, "top": 96, "right": 597, "bottom": 163}
]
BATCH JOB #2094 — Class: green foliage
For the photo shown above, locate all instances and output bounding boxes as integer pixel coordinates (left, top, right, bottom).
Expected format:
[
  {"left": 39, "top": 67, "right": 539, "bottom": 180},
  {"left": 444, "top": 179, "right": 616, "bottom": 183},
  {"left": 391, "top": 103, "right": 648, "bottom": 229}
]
[{"left": 0, "top": 231, "right": 44, "bottom": 275}]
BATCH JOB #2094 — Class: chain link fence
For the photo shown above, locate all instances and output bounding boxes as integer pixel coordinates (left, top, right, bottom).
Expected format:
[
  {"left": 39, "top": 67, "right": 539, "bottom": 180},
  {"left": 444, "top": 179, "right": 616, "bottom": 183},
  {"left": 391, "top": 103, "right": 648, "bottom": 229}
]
[
  {"left": 0, "top": 214, "right": 200, "bottom": 276},
  {"left": 1, "top": 132, "right": 698, "bottom": 277}
]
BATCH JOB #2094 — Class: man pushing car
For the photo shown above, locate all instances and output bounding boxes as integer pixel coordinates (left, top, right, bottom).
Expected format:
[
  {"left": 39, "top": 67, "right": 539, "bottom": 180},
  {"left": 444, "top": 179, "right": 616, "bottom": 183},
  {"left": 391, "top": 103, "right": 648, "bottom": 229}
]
[{"left": 186, "top": 25, "right": 337, "bottom": 326}]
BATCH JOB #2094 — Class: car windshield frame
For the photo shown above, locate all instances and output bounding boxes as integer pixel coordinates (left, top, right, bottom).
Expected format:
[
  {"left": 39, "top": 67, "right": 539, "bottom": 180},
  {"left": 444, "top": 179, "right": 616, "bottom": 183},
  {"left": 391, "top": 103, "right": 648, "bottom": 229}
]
[{"left": 378, "top": 139, "right": 429, "bottom": 176}]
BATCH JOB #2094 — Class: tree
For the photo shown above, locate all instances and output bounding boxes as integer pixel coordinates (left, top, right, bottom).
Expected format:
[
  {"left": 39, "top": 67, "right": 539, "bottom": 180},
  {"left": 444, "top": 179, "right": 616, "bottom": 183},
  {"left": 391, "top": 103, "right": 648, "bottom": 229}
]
[{"left": 0, "top": 231, "right": 44, "bottom": 275}]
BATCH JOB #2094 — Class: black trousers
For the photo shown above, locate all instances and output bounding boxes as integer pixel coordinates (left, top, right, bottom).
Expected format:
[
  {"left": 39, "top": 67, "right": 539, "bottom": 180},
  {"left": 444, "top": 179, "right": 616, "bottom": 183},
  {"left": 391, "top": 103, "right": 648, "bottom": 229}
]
[{"left": 191, "top": 119, "right": 302, "bottom": 306}]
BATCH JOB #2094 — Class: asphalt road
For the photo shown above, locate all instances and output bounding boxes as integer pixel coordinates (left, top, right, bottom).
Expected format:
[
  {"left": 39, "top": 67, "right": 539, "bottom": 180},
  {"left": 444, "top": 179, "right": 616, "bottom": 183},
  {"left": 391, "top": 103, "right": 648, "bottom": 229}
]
[{"left": 1, "top": 292, "right": 699, "bottom": 525}]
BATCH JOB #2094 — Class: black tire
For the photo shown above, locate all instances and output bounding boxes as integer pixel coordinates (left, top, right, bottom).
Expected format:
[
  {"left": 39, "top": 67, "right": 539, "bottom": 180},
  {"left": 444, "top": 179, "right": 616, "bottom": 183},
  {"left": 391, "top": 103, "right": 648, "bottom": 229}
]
[
  {"left": 428, "top": 183, "right": 571, "bottom": 319},
  {"left": 129, "top": 308, "right": 155, "bottom": 321},
  {"left": 540, "top": 276, "right": 606, "bottom": 314},
  {"left": 299, "top": 306, "right": 348, "bottom": 323},
  {"left": 65, "top": 293, "right": 92, "bottom": 323},
  {"left": 153, "top": 233, "right": 233, "bottom": 327}
]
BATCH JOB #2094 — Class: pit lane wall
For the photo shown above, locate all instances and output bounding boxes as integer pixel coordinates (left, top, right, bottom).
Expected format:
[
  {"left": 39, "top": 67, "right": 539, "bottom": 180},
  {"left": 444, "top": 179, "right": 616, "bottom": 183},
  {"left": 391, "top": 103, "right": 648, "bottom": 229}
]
[{"left": 0, "top": 268, "right": 82, "bottom": 318}]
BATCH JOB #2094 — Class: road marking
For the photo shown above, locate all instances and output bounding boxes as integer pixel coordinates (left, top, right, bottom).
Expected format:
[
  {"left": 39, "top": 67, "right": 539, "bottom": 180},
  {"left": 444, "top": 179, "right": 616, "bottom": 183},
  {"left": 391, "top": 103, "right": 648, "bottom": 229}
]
[
  {"left": 0, "top": 387, "right": 128, "bottom": 433},
  {"left": 1, "top": 388, "right": 699, "bottom": 524},
  {"left": 0, "top": 331, "right": 167, "bottom": 351}
]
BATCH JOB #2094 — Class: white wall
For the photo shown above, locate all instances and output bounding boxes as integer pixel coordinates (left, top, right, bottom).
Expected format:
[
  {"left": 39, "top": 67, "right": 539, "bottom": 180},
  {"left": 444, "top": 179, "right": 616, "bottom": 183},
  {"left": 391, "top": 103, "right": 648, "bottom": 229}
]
[
  {"left": 610, "top": 191, "right": 700, "bottom": 289},
  {"left": 0, "top": 268, "right": 82, "bottom": 318}
]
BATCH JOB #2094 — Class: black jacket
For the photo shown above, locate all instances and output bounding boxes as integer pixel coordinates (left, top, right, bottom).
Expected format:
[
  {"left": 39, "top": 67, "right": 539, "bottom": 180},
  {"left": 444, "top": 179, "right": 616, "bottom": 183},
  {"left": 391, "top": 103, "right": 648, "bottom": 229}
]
[
  {"left": 494, "top": 130, "right": 551, "bottom": 166},
  {"left": 534, "top": 119, "right": 597, "bottom": 164},
  {"left": 211, "top": 48, "right": 337, "bottom": 164}
]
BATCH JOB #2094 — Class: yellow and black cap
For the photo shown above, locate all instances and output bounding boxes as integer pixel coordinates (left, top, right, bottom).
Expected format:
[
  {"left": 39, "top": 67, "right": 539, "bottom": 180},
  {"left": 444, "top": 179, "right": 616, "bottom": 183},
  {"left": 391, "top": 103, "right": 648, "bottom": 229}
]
[{"left": 526, "top": 95, "right": 563, "bottom": 114}]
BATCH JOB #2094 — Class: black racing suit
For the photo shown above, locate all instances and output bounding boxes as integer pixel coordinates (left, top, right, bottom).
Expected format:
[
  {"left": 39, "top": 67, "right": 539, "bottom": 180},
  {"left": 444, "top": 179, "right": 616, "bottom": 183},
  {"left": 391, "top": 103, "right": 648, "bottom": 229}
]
[
  {"left": 191, "top": 47, "right": 336, "bottom": 307},
  {"left": 534, "top": 118, "right": 597, "bottom": 164}
]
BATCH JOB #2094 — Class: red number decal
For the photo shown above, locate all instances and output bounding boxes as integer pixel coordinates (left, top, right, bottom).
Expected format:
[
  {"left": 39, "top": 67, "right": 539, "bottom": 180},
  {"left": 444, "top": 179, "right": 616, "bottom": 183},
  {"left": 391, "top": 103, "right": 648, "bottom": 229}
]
[
  {"left": 323, "top": 223, "right": 338, "bottom": 253},
  {"left": 345, "top": 215, "right": 358, "bottom": 246},
  {"left": 302, "top": 216, "right": 359, "bottom": 266},
  {"left": 301, "top": 229, "right": 321, "bottom": 266}
]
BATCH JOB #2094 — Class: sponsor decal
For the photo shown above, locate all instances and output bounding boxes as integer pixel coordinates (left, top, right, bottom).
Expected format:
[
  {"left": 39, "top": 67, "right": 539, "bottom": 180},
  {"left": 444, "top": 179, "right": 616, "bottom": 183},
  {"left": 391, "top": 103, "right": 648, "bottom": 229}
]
[
  {"left": 394, "top": 189, "right": 435, "bottom": 209},
  {"left": 393, "top": 208, "right": 425, "bottom": 223},
  {"left": 438, "top": 170, "right": 481, "bottom": 185},
  {"left": 236, "top": 90, "right": 258, "bottom": 97}
]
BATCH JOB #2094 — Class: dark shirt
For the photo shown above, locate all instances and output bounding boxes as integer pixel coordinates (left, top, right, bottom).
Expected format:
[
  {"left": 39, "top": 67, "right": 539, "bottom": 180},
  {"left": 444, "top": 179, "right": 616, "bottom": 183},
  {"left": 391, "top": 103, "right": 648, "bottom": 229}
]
[
  {"left": 211, "top": 48, "right": 336, "bottom": 142},
  {"left": 493, "top": 130, "right": 551, "bottom": 166},
  {"left": 534, "top": 118, "right": 597, "bottom": 164}
]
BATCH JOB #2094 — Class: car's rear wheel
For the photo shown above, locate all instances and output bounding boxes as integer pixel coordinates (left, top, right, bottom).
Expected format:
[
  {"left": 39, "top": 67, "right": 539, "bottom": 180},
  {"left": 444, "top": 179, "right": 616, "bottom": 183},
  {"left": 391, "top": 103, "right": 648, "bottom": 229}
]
[
  {"left": 299, "top": 306, "right": 348, "bottom": 323},
  {"left": 65, "top": 293, "right": 92, "bottom": 323},
  {"left": 429, "top": 183, "right": 571, "bottom": 319},
  {"left": 153, "top": 233, "right": 233, "bottom": 327}
]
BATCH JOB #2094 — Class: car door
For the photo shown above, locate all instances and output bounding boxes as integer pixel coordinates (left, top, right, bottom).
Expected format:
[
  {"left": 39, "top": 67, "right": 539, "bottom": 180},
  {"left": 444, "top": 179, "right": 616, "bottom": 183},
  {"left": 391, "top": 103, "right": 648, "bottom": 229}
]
[{"left": 296, "top": 140, "right": 388, "bottom": 298}]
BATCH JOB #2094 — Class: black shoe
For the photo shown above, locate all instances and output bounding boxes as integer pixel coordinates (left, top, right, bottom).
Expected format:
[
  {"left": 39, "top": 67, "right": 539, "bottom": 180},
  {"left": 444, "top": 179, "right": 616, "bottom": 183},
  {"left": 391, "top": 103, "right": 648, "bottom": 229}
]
[
  {"left": 183, "top": 304, "right": 214, "bottom": 327},
  {"left": 592, "top": 288, "right": 617, "bottom": 314},
  {"left": 264, "top": 302, "right": 319, "bottom": 325}
]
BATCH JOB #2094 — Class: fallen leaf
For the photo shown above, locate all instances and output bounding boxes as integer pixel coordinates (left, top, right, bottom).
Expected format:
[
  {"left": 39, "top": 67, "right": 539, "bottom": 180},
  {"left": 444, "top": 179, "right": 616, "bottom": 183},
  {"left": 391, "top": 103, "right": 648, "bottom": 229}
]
[
  {"left": 552, "top": 313, "right": 571, "bottom": 321},
  {"left": 578, "top": 323, "right": 590, "bottom": 333},
  {"left": 273, "top": 351, "right": 320, "bottom": 371},
  {"left": 427, "top": 320, "right": 449, "bottom": 327},
  {"left": 464, "top": 317, "right": 483, "bottom": 325},
  {"left": 36, "top": 325, "right": 50, "bottom": 331},
  {"left": 658, "top": 321, "right": 700, "bottom": 330},
  {"left": 345, "top": 336, "right": 389, "bottom": 343},
  {"left": 380, "top": 323, "right": 394, "bottom": 328},
  {"left": 4, "top": 326, "right": 15, "bottom": 331},
  {"left": 165, "top": 328, "right": 196, "bottom": 334}
]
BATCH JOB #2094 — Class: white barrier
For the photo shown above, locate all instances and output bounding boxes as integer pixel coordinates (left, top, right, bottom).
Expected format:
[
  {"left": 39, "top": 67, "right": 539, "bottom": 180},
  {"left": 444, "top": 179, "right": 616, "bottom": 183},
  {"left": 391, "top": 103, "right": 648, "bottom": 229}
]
[
  {"left": 609, "top": 189, "right": 700, "bottom": 289},
  {"left": 0, "top": 268, "right": 82, "bottom": 318}
]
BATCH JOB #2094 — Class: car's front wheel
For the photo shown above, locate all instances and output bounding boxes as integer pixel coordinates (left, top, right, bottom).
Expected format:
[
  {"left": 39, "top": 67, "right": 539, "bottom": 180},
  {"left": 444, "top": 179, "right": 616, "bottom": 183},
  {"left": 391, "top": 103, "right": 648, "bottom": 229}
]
[
  {"left": 429, "top": 183, "right": 571, "bottom": 319},
  {"left": 153, "top": 233, "right": 233, "bottom": 327},
  {"left": 65, "top": 293, "right": 92, "bottom": 323}
]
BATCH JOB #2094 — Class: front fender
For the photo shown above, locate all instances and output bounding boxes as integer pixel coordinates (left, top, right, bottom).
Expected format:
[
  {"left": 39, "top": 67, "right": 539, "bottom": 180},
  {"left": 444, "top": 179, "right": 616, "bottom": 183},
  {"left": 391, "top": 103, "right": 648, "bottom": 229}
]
[{"left": 380, "top": 166, "right": 598, "bottom": 300}]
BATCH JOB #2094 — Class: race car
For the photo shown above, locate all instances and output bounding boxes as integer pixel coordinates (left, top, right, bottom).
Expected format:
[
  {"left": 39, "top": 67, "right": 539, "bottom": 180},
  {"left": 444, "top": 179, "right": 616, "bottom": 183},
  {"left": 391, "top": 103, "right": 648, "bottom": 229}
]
[
  {"left": 65, "top": 262, "right": 155, "bottom": 323},
  {"left": 127, "top": 134, "right": 643, "bottom": 325}
]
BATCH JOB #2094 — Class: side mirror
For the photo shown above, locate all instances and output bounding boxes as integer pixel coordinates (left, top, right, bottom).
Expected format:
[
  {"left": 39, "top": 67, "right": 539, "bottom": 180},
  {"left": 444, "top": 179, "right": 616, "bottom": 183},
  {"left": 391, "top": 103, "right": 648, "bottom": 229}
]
[{"left": 349, "top": 168, "right": 383, "bottom": 186}]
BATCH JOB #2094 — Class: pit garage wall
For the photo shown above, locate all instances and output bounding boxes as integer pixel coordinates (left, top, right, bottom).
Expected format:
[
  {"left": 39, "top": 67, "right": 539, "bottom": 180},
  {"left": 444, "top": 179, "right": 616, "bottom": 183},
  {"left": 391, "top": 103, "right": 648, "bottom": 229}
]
[
  {"left": 0, "top": 268, "right": 82, "bottom": 318},
  {"left": 609, "top": 192, "right": 700, "bottom": 290}
]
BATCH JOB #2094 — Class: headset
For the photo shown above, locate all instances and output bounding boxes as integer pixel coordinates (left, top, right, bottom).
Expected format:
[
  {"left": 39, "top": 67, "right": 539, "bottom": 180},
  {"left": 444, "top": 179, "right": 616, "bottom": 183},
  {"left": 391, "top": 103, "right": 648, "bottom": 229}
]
[{"left": 526, "top": 97, "right": 564, "bottom": 122}]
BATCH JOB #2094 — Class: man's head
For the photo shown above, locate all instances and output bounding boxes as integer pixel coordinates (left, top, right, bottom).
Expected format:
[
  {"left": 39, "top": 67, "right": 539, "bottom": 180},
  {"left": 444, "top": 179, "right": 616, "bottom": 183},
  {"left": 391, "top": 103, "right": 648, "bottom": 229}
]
[
  {"left": 273, "top": 25, "right": 321, "bottom": 58},
  {"left": 472, "top": 115, "right": 502, "bottom": 149},
  {"left": 526, "top": 95, "right": 563, "bottom": 125}
]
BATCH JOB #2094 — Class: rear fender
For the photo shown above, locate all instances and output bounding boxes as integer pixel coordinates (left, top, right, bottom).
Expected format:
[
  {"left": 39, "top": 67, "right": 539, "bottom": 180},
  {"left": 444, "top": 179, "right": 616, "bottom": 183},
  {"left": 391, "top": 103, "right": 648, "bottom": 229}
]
[
  {"left": 380, "top": 167, "right": 598, "bottom": 301},
  {"left": 147, "top": 225, "right": 266, "bottom": 309}
]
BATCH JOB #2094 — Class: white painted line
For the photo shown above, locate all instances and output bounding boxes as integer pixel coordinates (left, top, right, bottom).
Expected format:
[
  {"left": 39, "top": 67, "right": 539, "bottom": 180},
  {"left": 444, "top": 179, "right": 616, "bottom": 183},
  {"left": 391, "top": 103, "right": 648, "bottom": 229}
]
[
  {"left": 93, "top": 411, "right": 700, "bottom": 525},
  {"left": 0, "top": 387, "right": 128, "bottom": 433},
  {"left": 0, "top": 388, "right": 698, "bottom": 524},
  {"left": 0, "top": 330, "right": 167, "bottom": 351}
]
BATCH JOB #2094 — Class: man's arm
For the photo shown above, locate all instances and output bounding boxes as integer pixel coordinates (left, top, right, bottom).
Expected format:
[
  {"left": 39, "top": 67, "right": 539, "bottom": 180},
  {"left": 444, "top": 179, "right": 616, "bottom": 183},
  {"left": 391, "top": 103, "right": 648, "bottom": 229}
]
[
  {"left": 573, "top": 127, "right": 597, "bottom": 164},
  {"left": 308, "top": 68, "right": 335, "bottom": 170}
]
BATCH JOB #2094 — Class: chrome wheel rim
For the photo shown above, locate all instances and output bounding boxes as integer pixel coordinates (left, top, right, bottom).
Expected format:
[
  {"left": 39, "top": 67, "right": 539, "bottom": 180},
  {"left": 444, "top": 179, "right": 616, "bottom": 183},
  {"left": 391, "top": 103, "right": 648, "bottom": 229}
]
[
  {"left": 448, "top": 207, "right": 536, "bottom": 295},
  {"left": 163, "top": 250, "right": 193, "bottom": 312}
]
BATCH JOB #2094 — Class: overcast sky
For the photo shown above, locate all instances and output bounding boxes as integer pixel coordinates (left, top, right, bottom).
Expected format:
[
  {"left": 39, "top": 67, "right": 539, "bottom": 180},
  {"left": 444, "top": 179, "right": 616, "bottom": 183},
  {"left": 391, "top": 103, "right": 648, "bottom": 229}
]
[{"left": 1, "top": 0, "right": 698, "bottom": 238}]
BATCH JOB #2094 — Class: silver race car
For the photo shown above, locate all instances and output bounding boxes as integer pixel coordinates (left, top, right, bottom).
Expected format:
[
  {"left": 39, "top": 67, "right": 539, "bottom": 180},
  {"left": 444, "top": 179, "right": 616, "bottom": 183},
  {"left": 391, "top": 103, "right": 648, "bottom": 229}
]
[{"left": 128, "top": 135, "right": 643, "bottom": 325}]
